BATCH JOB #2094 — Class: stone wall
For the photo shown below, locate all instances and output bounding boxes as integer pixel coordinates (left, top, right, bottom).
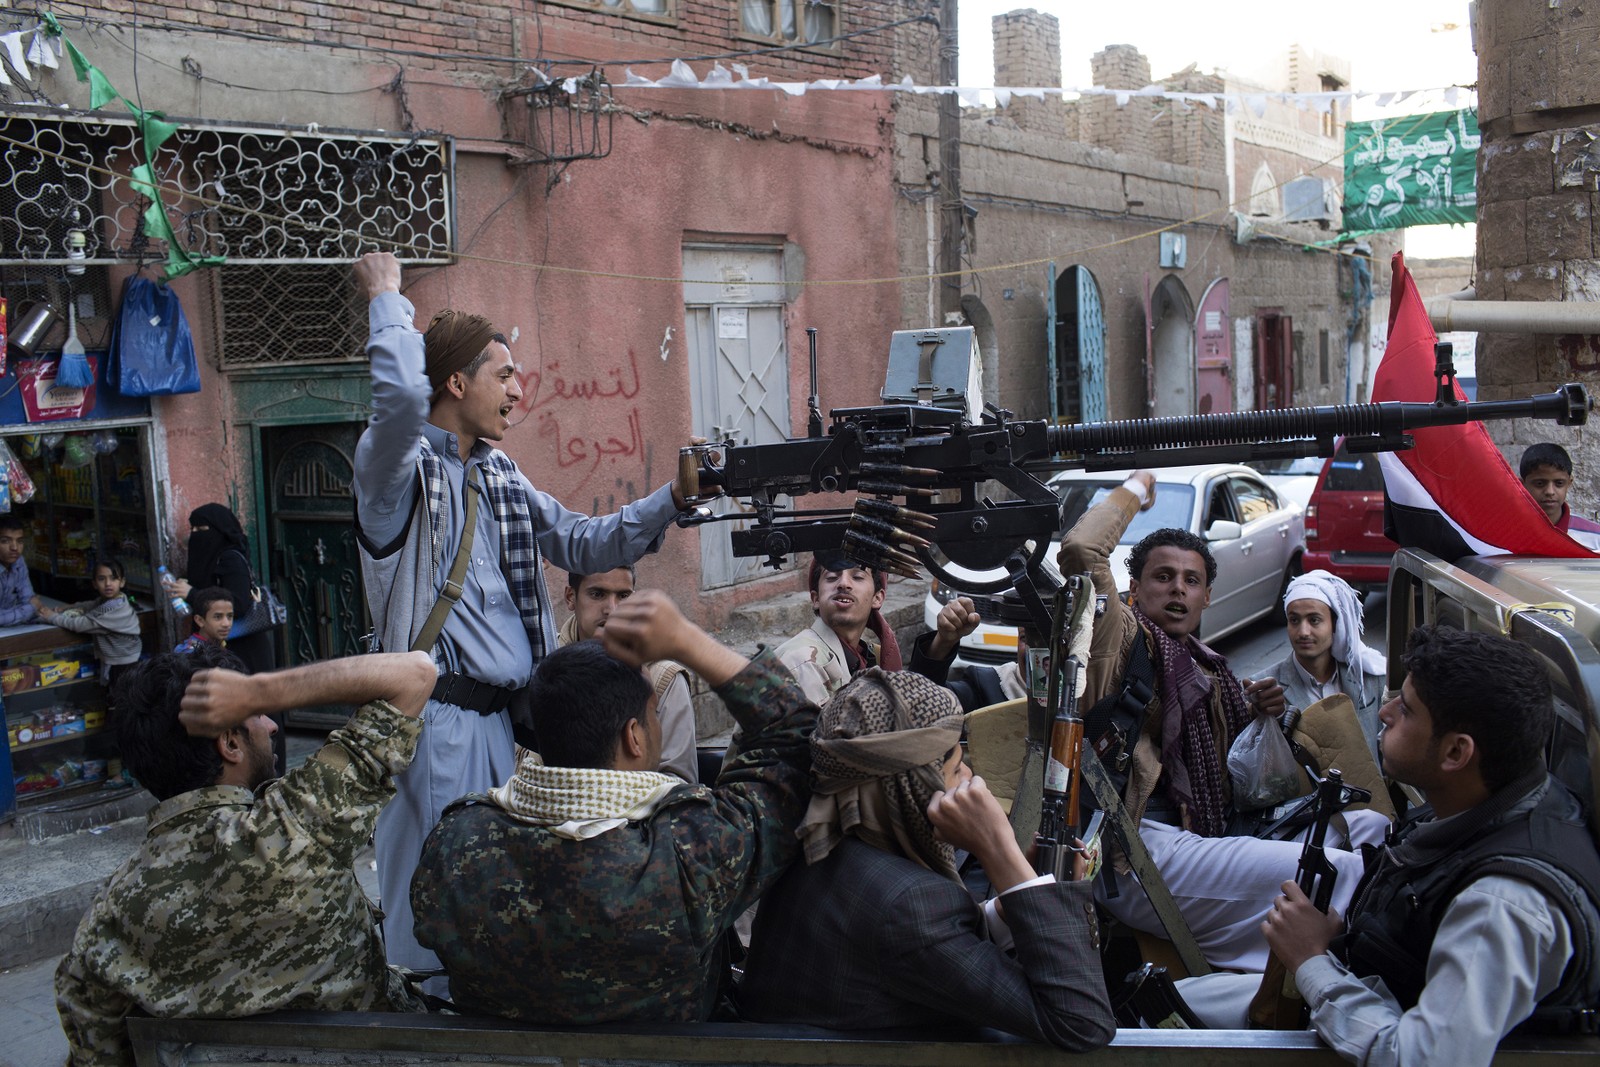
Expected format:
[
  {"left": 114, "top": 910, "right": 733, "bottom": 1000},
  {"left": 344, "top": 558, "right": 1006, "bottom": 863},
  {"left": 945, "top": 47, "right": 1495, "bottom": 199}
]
[{"left": 1472, "top": 0, "right": 1600, "bottom": 518}]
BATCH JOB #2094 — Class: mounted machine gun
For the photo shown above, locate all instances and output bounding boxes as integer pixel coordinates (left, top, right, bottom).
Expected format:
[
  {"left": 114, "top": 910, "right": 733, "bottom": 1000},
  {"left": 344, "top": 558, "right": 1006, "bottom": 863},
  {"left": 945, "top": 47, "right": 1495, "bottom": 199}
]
[{"left": 679, "top": 328, "right": 1592, "bottom": 631}]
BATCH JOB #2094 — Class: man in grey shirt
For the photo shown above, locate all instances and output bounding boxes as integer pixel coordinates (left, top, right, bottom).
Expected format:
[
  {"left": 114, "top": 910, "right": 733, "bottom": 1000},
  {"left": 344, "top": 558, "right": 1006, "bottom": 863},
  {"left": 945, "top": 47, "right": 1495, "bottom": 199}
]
[
  {"left": 351, "top": 252, "right": 695, "bottom": 984},
  {"left": 1179, "top": 626, "right": 1600, "bottom": 1064}
]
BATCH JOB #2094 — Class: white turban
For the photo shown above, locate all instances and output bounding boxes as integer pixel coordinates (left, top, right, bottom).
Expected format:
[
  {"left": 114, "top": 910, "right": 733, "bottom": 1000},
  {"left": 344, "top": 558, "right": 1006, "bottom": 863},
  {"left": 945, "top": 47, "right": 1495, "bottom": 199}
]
[{"left": 1283, "top": 570, "right": 1387, "bottom": 677}]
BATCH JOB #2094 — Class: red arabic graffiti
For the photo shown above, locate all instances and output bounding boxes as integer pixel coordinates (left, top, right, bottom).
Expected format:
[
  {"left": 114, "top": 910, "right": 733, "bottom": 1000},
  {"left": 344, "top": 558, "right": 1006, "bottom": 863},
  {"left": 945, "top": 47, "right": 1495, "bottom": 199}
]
[
  {"left": 509, "top": 350, "right": 650, "bottom": 489},
  {"left": 538, "top": 407, "right": 644, "bottom": 480},
  {"left": 515, "top": 350, "right": 642, "bottom": 415}
]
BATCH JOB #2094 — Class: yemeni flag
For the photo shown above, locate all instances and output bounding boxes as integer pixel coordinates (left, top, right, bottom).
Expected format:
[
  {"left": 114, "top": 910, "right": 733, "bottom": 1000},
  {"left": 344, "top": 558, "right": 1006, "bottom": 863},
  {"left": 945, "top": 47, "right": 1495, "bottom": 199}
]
[{"left": 1374, "top": 252, "right": 1596, "bottom": 560}]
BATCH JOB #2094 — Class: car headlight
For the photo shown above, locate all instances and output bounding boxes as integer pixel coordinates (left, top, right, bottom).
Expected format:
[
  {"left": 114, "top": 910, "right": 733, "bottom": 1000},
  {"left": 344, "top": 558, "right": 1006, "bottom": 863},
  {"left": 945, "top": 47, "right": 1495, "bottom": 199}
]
[{"left": 930, "top": 579, "right": 956, "bottom": 605}]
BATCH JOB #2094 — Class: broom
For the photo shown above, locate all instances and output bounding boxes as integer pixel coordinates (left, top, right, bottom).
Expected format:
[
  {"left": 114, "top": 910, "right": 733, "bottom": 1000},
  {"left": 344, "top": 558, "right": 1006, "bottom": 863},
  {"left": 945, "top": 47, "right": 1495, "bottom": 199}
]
[{"left": 55, "top": 302, "right": 93, "bottom": 388}]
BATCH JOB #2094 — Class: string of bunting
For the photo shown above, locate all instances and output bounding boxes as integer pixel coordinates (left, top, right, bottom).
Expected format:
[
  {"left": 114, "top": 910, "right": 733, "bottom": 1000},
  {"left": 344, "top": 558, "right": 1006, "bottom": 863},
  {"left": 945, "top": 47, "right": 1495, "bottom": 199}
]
[
  {"left": 38, "top": 14, "right": 225, "bottom": 280},
  {"left": 594, "top": 59, "right": 1470, "bottom": 116}
]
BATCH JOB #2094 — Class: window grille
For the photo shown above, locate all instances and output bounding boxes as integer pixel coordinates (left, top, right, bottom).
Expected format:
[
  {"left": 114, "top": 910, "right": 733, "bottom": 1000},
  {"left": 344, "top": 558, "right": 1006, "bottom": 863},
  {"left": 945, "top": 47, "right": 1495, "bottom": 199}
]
[
  {"left": 0, "top": 107, "right": 454, "bottom": 268},
  {"left": 214, "top": 264, "right": 367, "bottom": 368}
]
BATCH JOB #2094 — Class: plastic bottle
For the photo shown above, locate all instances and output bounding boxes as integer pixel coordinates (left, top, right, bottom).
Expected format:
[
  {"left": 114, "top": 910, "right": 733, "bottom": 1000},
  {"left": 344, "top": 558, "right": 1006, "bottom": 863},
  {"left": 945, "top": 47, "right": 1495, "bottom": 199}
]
[{"left": 157, "top": 565, "right": 190, "bottom": 616}]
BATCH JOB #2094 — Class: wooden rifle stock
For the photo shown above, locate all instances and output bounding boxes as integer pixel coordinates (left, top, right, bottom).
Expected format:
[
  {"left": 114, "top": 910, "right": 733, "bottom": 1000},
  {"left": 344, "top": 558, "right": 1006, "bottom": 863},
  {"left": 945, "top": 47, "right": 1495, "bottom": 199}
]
[{"left": 1032, "top": 577, "right": 1091, "bottom": 881}]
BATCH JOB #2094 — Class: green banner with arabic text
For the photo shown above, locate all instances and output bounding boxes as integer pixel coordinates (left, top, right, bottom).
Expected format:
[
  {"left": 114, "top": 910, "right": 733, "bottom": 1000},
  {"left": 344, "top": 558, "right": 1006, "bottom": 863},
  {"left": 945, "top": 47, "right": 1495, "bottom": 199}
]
[{"left": 1343, "top": 109, "right": 1478, "bottom": 232}]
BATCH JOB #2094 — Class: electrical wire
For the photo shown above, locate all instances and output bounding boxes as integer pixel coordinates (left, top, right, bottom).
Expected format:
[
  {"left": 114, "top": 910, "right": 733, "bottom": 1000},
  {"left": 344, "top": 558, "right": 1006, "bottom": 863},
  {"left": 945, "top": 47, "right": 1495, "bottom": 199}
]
[{"left": 0, "top": 91, "right": 1431, "bottom": 288}]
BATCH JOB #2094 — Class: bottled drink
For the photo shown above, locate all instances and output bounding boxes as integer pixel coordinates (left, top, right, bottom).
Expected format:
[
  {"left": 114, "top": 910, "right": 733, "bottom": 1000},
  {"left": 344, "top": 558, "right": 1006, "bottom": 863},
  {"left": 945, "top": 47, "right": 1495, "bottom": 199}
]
[{"left": 157, "top": 565, "right": 191, "bottom": 616}]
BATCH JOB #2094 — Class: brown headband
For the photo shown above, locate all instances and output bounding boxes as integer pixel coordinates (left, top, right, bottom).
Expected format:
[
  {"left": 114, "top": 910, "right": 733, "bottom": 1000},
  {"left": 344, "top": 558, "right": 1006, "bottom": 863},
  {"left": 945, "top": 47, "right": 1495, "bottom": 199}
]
[{"left": 424, "top": 309, "right": 502, "bottom": 393}]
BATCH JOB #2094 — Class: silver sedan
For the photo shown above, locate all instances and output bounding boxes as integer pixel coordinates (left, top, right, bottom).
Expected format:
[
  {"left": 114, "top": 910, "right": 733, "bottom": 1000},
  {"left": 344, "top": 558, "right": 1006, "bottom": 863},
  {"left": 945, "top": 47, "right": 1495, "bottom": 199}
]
[{"left": 926, "top": 463, "right": 1307, "bottom": 666}]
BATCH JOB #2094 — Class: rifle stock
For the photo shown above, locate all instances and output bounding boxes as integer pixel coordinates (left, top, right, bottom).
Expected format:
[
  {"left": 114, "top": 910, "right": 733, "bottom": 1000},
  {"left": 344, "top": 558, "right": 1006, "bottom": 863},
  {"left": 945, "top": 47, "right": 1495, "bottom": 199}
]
[
  {"left": 1247, "top": 769, "right": 1372, "bottom": 1029},
  {"left": 1033, "top": 575, "right": 1091, "bottom": 881}
]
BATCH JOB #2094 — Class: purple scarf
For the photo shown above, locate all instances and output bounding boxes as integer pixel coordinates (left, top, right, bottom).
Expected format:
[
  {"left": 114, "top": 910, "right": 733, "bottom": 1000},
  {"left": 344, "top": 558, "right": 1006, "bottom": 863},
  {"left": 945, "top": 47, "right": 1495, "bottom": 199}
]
[{"left": 1131, "top": 604, "right": 1252, "bottom": 837}]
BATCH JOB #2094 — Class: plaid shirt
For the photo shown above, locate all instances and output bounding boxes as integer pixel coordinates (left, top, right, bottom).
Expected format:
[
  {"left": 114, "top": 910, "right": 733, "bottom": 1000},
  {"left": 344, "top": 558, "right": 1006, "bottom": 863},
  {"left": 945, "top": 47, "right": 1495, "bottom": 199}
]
[{"left": 419, "top": 443, "right": 546, "bottom": 667}]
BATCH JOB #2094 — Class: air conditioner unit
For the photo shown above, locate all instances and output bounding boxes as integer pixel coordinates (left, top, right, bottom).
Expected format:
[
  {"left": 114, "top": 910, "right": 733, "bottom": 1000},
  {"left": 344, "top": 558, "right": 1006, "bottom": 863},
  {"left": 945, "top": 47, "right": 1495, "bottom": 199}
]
[{"left": 1283, "top": 176, "right": 1333, "bottom": 222}]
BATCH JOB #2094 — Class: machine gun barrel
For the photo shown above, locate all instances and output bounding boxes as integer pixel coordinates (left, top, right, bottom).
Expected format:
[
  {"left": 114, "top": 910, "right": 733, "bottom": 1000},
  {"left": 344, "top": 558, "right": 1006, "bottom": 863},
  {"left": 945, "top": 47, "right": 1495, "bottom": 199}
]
[
  {"left": 689, "top": 382, "right": 1592, "bottom": 588},
  {"left": 1044, "top": 386, "right": 1590, "bottom": 465}
]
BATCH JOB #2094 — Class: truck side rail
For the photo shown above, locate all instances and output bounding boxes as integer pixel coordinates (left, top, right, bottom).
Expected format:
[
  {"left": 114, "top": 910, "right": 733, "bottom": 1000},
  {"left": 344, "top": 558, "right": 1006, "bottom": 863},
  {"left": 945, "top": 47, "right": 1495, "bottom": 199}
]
[
  {"left": 125, "top": 1011, "right": 1600, "bottom": 1066},
  {"left": 1386, "top": 548, "right": 1600, "bottom": 831}
]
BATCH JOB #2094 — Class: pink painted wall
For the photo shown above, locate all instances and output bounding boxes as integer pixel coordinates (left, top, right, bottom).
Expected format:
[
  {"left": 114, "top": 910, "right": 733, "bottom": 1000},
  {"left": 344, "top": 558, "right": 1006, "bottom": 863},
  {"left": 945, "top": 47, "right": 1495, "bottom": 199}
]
[{"left": 157, "top": 36, "right": 899, "bottom": 630}]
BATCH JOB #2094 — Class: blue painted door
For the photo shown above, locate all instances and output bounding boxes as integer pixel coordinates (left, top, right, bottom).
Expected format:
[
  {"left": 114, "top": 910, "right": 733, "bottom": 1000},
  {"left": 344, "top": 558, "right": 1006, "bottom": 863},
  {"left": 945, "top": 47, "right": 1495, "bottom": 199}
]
[
  {"left": 1076, "top": 268, "right": 1108, "bottom": 423},
  {"left": 1046, "top": 262, "right": 1059, "bottom": 421}
]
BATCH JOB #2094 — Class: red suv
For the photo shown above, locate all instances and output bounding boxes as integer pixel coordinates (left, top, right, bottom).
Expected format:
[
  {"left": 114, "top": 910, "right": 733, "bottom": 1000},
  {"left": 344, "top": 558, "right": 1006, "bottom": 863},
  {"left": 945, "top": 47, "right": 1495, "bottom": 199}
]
[{"left": 1303, "top": 440, "right": 1399, "bottom": 591}]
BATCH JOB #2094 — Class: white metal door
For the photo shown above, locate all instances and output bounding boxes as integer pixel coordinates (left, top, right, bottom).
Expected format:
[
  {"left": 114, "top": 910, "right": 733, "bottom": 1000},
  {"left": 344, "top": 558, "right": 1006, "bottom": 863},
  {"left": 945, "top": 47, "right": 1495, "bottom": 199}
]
[{"left": 684, "top": 247, "right": 790, "bottom": 590}]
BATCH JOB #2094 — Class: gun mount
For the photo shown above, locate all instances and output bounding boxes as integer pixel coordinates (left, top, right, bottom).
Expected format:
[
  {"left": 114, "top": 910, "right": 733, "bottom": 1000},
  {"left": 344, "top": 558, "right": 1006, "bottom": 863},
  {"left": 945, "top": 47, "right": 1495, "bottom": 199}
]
[{"left": 681, "top": 329, "right": 1592, "bottom": 614}]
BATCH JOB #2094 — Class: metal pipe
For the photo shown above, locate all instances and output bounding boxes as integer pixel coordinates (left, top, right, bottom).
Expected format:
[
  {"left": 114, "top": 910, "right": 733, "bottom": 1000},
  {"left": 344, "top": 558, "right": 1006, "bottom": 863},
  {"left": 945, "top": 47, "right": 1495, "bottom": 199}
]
[{"left": 1426, "top": 292, "right": 1600, "bottom": 334}]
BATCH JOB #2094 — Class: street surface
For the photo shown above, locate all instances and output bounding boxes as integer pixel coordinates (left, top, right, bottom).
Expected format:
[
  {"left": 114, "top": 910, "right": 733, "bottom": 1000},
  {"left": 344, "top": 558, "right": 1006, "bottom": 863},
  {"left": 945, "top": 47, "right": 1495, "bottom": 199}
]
[{"left": 0, "top": 597, "right": 1386, "bottom": 1065}]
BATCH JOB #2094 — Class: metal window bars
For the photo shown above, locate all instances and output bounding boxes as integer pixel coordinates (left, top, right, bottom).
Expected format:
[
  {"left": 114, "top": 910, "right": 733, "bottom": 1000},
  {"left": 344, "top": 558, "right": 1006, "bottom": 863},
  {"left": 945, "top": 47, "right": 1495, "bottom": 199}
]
[
  {"left": 500, "top": 69, "right": 614, "bottom": 168},
  {"left": 0, "top": 107, "right": 454, "bottom": 267}
]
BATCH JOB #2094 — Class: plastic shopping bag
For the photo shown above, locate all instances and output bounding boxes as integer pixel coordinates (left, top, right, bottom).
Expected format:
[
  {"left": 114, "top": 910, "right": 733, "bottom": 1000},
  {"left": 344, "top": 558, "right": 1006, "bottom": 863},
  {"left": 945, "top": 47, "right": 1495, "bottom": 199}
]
[
  {"left": 107, "top": 276, "right": 201, "bottom": 396},
  {"left": 1227, "top": 714, "right": 1305, "bottom": 811}
]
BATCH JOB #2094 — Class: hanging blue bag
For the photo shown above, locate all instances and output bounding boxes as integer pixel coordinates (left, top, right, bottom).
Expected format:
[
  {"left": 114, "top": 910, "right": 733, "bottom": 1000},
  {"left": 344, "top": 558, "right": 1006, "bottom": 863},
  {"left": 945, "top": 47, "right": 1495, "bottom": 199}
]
[{"left": 107, "top": 276, "right": 201, "bottom": 396}]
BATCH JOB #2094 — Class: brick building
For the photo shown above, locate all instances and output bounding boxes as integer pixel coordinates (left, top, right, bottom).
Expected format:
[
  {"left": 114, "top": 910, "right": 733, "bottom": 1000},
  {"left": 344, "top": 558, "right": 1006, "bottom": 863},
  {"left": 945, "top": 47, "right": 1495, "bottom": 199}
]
[
  {"left": 1471, "top": 0, "right": 1600, "bottom": 517},
  {"left": 893, "top": 10, "right": 1387, "bottom": 428},
  {"left": 0, "top": 0, "right": 906, "bottom": 659}
]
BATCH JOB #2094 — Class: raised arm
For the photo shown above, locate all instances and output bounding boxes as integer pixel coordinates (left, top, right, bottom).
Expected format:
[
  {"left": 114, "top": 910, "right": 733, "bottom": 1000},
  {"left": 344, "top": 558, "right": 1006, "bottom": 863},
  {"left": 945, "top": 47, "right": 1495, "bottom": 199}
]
[
  {"left": 600, "top": 590, "right": 746, "bottom": 685},
  {"left": 351, "top": 252, "right": 429, "bottom": 546},
  {"left": 603, "top": 591, "right": 816, "bottom": 944},
  {"left": 179, "top": 650, "right": 436, "bottom": 736}
]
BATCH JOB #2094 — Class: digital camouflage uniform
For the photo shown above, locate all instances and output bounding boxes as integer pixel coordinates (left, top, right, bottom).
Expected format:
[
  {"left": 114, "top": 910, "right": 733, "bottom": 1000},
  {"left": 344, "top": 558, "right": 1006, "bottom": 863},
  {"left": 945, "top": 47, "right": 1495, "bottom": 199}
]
[
  {"left": 55, "top": 702, "right": 427, "bottom": 1067},
  {"left": 411, "top": 648, "right": 815, "bottom": 1023}
]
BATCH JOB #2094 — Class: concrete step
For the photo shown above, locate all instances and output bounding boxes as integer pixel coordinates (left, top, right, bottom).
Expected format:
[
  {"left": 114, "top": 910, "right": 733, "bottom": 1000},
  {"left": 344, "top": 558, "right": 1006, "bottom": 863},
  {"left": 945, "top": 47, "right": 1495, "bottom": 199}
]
[{"left": 0, "top": 815, "right": 147, "bottom": 970}]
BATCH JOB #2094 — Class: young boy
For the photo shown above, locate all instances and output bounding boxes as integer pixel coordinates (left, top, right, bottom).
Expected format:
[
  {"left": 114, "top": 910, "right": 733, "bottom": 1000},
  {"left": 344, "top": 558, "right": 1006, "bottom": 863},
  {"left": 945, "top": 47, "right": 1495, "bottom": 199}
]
[
  {"left": 0, "top": 516, "right": 40, "bottom": 627},
  {"left": 174, "top": 586, "right": 234, "bottom": 654},
  {"left": 1519, "top": 443, "right": 1600, "bottom": 550}
]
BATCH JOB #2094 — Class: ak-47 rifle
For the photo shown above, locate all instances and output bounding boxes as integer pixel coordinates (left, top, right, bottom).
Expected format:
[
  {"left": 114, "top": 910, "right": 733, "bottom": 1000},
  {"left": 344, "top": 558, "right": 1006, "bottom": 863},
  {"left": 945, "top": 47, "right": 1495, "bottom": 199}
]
[
  {"left": 1032, "top": 574, "right": 1092, "bottom": 881},
  {"left": 680, "top": 328, "right": 1592, "bottom": 634},
  {"left": 1248, "top": 768, "right": 1373, "bottom": 1029}
]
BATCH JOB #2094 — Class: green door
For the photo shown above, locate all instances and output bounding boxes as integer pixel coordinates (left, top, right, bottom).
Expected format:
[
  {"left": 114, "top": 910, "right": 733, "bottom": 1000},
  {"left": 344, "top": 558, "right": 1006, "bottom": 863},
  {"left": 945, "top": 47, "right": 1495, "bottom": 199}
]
[{"left": 263, "top": 423, "right": 366, "bottom": 692}]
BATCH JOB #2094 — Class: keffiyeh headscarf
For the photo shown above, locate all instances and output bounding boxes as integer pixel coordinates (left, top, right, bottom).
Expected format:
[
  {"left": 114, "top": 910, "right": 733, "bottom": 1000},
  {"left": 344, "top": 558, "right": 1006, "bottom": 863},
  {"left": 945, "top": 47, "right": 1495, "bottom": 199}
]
[
  {"left": 798, "top": 668, "right": 964, "bottom": 879},
  {"left": 1132, "top": 603, "right": 1252, "bottom": 838},
  {"left": 1284, "top": 570, "right": 1387, "bottom": 676},
  {"left": 488, "top": 749, "right": 680, "bottom": 841}
]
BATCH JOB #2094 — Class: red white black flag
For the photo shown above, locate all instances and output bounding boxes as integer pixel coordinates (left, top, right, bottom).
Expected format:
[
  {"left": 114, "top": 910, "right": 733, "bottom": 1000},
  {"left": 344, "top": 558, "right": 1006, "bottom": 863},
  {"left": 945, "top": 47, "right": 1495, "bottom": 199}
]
[{"left": 1373, "top": 251, "right": 1595, "bottom": 560}]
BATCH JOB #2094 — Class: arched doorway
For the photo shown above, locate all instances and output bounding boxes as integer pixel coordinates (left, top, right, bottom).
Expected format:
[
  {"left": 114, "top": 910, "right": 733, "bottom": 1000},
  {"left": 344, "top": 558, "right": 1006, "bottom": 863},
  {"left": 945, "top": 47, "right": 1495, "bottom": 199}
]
[
  {"left": 1146, "top": 274, "right": 1196, "bottom": 418},
  {"left": 1050, "top": 265, "right": 1108, "bottom": 424}
]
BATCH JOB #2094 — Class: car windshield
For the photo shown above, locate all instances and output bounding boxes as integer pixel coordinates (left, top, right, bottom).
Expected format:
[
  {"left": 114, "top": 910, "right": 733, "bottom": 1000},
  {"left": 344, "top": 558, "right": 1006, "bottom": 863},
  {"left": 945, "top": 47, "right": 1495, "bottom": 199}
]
[{"left": 1057, "top": 482, "right": 1197, "bottom": 544}]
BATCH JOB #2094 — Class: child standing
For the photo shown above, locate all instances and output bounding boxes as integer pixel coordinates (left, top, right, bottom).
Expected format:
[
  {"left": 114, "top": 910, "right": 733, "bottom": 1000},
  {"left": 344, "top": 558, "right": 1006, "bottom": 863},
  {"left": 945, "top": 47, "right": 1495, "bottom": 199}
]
[
  {"left": 1520, "top": 442, "right": 1600, "bottom": 550},
  {"left": 36, "top": 558, "right": 143, "bottom": 690},
  {"left": 174, "top": 586, "right": 233, "bottom": 654}
]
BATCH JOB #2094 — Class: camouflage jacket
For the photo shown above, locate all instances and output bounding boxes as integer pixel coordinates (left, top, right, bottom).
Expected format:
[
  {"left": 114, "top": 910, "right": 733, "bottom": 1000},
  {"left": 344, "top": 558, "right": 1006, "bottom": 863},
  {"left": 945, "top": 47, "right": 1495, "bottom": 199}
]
[
  {"left": 412, "top": 648, "right": 816, "bottom": 1023},
  {"left": 55, "top": 702, "right": 427, "bottom": 1067}
]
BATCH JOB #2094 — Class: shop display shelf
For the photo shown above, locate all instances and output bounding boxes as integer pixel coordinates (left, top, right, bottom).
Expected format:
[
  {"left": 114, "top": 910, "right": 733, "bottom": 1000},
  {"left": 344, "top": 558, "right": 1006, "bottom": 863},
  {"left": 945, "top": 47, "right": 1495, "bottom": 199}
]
[{"left": 8, "top": 723, "right": 105, "bottom": 752}]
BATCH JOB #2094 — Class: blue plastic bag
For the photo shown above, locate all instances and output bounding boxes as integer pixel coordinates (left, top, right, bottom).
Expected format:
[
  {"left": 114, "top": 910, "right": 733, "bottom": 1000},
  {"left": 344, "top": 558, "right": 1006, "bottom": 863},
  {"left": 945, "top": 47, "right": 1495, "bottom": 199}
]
[{"left": 107, "top": 276, "right": 201, "bottom": 396}]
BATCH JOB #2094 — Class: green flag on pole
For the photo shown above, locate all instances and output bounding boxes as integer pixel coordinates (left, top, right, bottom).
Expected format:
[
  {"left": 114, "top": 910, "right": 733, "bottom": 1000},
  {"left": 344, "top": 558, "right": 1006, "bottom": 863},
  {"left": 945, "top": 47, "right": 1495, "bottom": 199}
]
[{"left": 1342, "top": 109, "right": 1479, "bottom": 233}]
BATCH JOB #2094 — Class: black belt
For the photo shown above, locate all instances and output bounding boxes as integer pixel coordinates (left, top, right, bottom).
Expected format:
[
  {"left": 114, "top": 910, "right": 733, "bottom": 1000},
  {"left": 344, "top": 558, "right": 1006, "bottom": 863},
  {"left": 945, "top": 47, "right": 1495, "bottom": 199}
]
[{"left": 432, "top": 672, "right": 516, "bottom": 716}]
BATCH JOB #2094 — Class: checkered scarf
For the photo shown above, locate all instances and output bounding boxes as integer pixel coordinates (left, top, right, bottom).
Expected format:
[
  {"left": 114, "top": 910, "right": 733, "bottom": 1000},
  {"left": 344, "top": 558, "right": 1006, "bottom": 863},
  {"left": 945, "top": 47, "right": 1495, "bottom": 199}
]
[
  {"left": 419, "top": 441, "right": 548, "bottom": 659},
  {"left": 800, "top": 668, "right": 965, "bottom": 879},
  {"left": 488, "top": 749, "right": 681, "bottom": 840},
  {"left": 1131, "top": 604, "right": 1252, "bottom": 837}
]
